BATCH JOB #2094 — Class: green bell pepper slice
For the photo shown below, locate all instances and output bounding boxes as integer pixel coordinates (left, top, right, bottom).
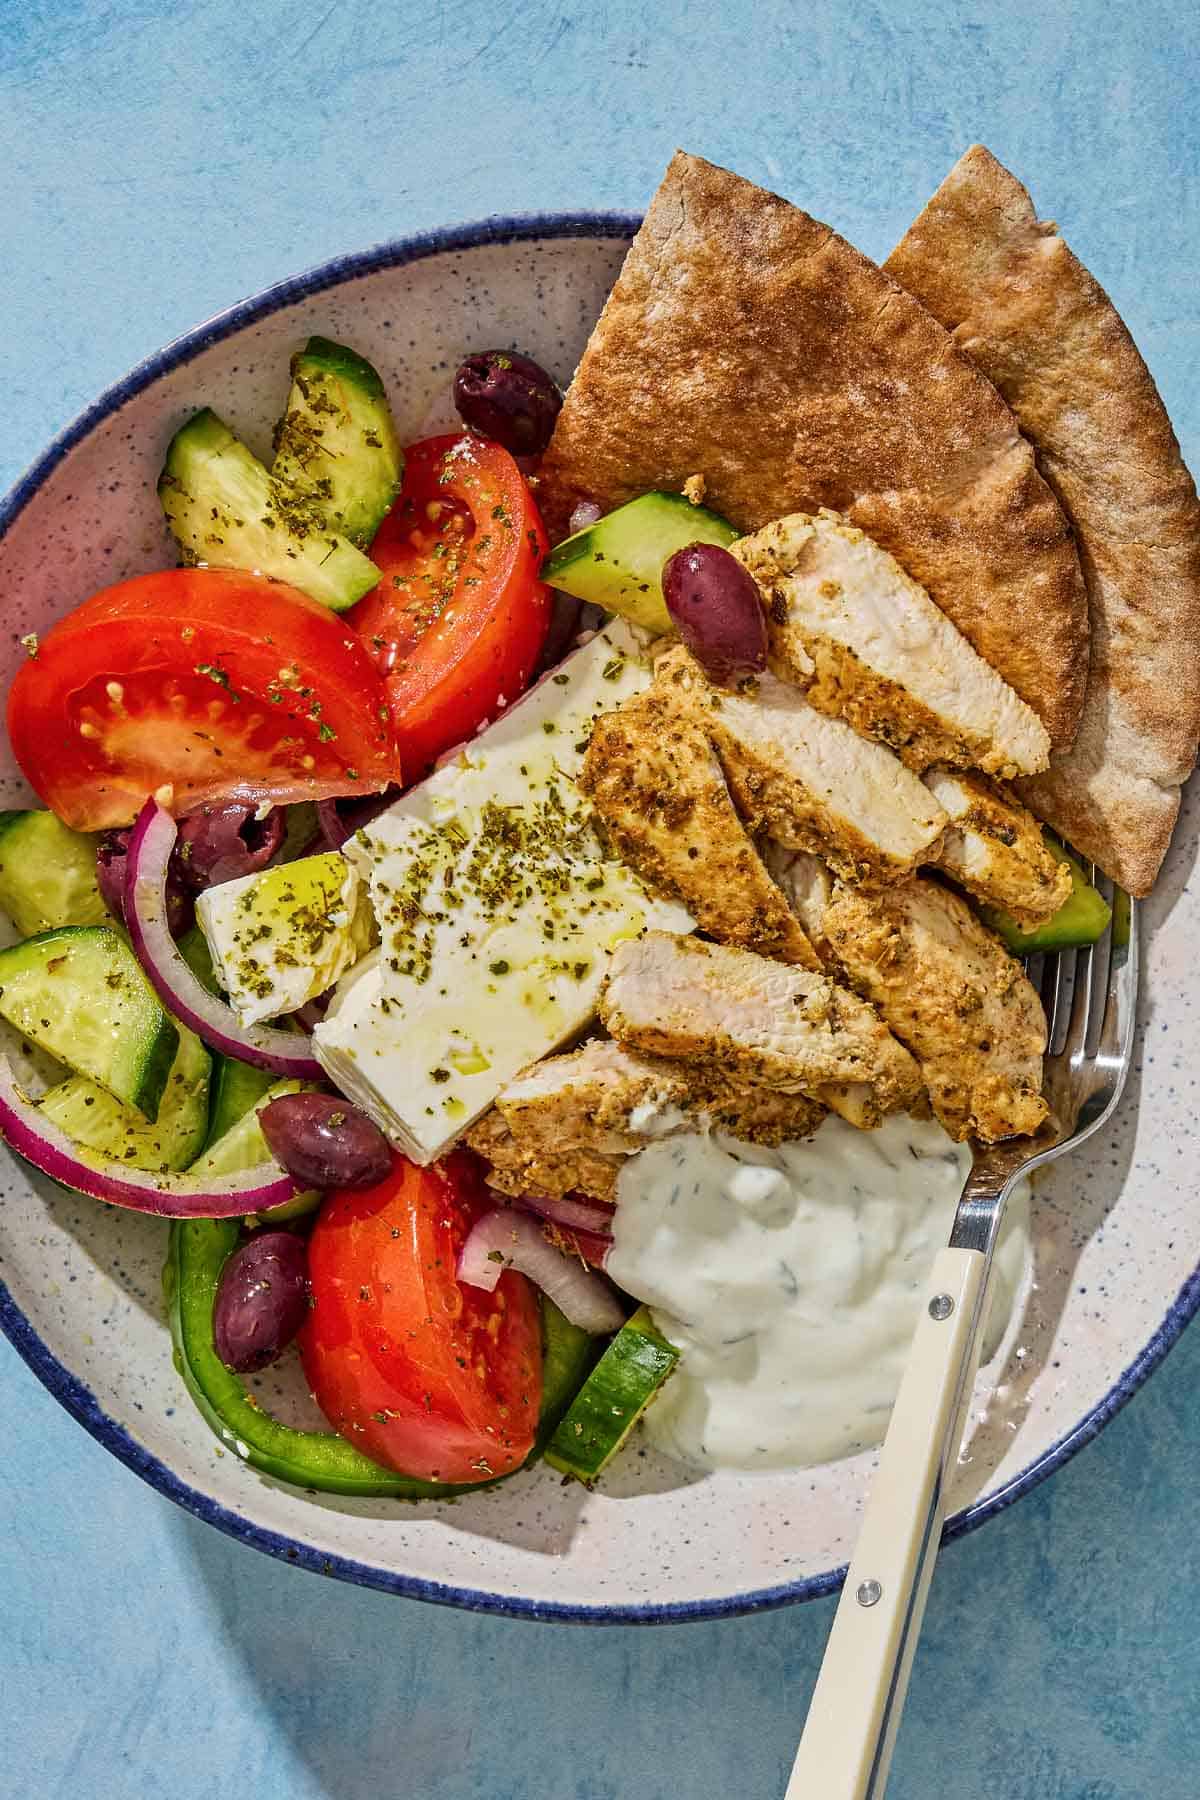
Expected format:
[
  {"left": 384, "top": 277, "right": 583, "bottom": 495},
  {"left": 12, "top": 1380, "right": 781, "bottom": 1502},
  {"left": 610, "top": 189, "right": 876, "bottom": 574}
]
[{"left": 164, "top": 1216, "right": 595, "bottom": 1498}]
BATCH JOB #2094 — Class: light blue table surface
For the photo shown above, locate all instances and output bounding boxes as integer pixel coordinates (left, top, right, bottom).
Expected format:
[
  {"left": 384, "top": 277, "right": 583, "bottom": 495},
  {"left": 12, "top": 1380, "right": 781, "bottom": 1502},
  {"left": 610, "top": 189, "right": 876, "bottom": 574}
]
[{"left": 3, "top": 3, "right": 1200, "bottom": 1795}]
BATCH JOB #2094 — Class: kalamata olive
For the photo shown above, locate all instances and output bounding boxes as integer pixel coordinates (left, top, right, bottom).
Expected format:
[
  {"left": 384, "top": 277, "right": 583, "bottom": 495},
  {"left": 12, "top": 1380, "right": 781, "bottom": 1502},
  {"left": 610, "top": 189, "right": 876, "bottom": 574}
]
[
  {"left": 533, "top": 591, "right": 584, "bottom": 676},
  {"left": 452, "top": 349, "right": 563, "bottom": 457},
  {"left": 175, "top": 802, "right": 286, "bottom": 892},
  {"left": 214, "top": 1229, "right": 310, "bottom": 1374},
  {"left": 661, "top": 542, "right": 768, "bottom": 685},
  {"left": 259, "top": 1092, "right": 393, "bottom": 1190},
  {"left": 96, "top": 831, "right": 193, "bottom": 937}
]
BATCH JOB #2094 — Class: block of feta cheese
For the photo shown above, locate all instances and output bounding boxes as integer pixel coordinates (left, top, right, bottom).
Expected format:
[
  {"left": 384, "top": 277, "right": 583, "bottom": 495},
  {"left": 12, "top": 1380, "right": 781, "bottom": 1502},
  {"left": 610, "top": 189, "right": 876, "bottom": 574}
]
[
  {"left": 197, "top": 851, "right": 374, "bottom": 1027},
  {"left": 314, "top": 622, "right": 693, "bottom": 1162}
]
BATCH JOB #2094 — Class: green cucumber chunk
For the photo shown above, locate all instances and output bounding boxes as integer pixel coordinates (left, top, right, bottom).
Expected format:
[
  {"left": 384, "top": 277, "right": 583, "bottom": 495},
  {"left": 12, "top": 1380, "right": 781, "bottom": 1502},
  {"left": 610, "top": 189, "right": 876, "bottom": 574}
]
[
  {"left": 190, "top": 1075, "right": 320, "bottom": 1224},
  {"left": 272, "top": 337, "right": 403, "bottom": 549},
  {"left": 545, "top": 1306, "right": 678, "bottom": 1483},
  {"left": 536, "top": 1300, "right": 599, "bottom": 1452},
  {"left": 39, "top": 1025, "right": 211, "bottom": 1173},
  {"left": 204, "top": 1055, "right": 277, "bottom": 1149},
  {"left": 165, "top": 1218, "right": 590, "bottom": 1499},
  {"left": 0, "top": 926, "right": 178, "bottom": 1120},
  {"left": 0, "top": 811, "right": 107, "bottom": 935},
  {"left": 176, "top": 924, "right": 221, "bottom": 997},
  {"left": 982, "top": 837, "right": 1113, "bottom": 953},
  {"left": 542, "top": 491, "right": 739, "bottom": 632},
  {"left": 275, "top": 801, "right": 319, "bottom": 864},
  {"left": 158, "top": 407, "right": 380, "bottom": 611}
]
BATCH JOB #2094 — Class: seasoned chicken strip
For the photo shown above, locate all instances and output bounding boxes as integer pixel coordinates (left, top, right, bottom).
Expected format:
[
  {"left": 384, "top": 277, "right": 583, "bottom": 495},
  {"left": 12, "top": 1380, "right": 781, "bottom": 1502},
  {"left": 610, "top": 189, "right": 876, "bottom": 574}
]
[
  {"left": 580, "top": 685, "right": 819, "bottom": 967},
  {"left": 493, "top": 1038, "right": 827, "bottom": 1153},
  {"left": 924, "top": 768, "right": 1072, "bottom": 927},
  {"left": 775, "top": 864, "right": 1048, "bottom": 1143},
  {"left": 733, "top": 511, "right": 1052, "bottom": 778},
  {"left": 765, "top": 844, "right": 834, "bottom": 954},
  {"left": 599, "top": 931, "right": 922, "bottom": 1127},
  {"left": 656, "top": 646, "right": 947, "bottom": 885},
  {"left": 466, "top": 1106, "right": 622, "bottom": 1202}
]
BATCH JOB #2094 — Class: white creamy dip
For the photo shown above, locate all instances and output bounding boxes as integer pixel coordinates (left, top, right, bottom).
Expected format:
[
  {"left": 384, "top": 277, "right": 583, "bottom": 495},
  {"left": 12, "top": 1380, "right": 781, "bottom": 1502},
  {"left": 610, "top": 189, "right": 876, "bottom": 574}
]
[{"left": 607, "top": 1114, "right": 1029, "bottom": 1472}]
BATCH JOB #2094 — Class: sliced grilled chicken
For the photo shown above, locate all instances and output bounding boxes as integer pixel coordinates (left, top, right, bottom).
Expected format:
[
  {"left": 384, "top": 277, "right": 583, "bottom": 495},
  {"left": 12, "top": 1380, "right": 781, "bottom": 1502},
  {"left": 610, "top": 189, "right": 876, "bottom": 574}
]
[
  {"left": 580, "top": 683, "right": 819, "bottom": 967},
  {"left": 655, "top": 645, "right": 947, "bottom": 885},
  {"left": 924, "top": 767, "right": 1072, "bottom": 927},
  {"left": 494, "top": 1037, "right": 826, "bottom": 1152},
  {"left": 466, "top": 1106, "right": 623, "bottom": 1203},
  {"left": 733, "top": 510, "right": 1052, "bottom": 778},
  {"left": 599, "top": 931, "right": 923, "bottom": 1127},
  {"left": 771, "top": 858, "right": 1048, "bottom": 1143}
]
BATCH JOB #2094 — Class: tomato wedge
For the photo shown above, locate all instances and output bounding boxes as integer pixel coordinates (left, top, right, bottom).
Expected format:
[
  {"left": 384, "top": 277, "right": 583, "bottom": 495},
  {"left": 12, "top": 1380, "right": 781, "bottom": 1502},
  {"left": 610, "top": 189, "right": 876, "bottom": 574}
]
[
  {"left": 7, "top": 569, "right": 397, "bottom": 830},
  {"left": 299, "top": 1152, "right": 543, "bottom": 1485},
  {"left": 348, "top": 434, "right": 551, "bottom": 777}
]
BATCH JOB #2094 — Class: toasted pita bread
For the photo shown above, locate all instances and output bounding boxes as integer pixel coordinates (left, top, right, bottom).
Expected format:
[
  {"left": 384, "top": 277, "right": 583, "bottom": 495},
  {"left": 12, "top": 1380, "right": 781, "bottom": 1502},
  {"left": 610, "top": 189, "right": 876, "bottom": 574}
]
[
  {"left": 886, "top": 145, "right": 1200, "bottom": 895},
  {"left": 538, "top": 151, "right": 1089, "bottom": 749}
]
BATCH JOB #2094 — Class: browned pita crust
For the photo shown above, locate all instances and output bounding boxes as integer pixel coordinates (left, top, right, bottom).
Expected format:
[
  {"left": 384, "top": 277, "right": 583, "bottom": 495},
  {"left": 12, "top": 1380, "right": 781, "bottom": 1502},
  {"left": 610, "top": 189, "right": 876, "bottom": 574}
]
[
  {"left": 886, "top": 145, "right": 1200, "bottom": 895},
  {"left": 538, "top": 151, "right": 1089, "bottom": 749}
]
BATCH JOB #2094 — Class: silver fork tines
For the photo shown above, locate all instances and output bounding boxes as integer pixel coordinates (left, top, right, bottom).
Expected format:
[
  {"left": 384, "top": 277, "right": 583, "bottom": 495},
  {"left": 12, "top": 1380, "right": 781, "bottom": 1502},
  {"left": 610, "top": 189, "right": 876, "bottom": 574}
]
[{"left": 956, "top": 875, "right": 1139, "bottom": 1248}]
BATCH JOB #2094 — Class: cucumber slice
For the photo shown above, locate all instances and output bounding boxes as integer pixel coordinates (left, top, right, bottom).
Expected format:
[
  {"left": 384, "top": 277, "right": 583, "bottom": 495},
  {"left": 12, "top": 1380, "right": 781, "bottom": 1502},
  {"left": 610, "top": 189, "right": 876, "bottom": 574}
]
[
  {"left": 982, "top": 837, "right": 1113, "bottom": 953},
  {"left": 193, "top": 1075, "right": 319, "bottom": 1224},
  {"left": 272, "top": 337, "right": 403, "bottom": 549},
  {"left": 536, "top": 1300, "right": 600, "bottom": 1452},
  {"left": 204, "top": 1055, "right": 277, "bottom": 1150},
  {"left": 158, "top": 408, "right": 381, "bottom": 611},
  {"left": 176, "top": 924, "right": 220, "bottom": 997},
  {"left": 39, "top": 1025, "right": 211, "bottom": 1173},
  {"left": 542, "top": 492, "right": 739, "bottom": 632},
  {"left": 275, "top": 801, "right": 319, "bottom": 864},
  {"left": 545, "top": 1306, "right": 678, "bottom": 1483},
  {"left": 0, "top": 811, "right": 107, "bottom": 936},
  {"left": 0, "top": 926, "right": 178, "bottom": 1121}
]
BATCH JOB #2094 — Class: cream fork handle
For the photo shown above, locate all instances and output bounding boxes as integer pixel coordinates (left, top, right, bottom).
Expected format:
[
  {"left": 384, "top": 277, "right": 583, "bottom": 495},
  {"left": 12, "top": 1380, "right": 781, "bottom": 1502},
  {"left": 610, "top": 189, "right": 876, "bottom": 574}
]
[{"left": 786, "top": 1244, "right": 988, "bottom": 1800}]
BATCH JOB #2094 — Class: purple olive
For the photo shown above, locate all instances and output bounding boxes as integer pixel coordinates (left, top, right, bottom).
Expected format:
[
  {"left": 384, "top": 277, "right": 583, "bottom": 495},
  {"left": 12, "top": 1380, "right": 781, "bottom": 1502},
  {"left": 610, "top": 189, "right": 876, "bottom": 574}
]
[
  {"left": 96, "top": 831, "right": 193, "bottom": 937},
  {"left": 452, "top": 349, "right": 562, "bottom": 457},
  {"left": 259, "top": 1092, "right": 393, "bottom": 1191},
  {"left": 175, "top": 802, "right": 286, "bottom": 892},
  {"left": 214, "top": 1229, "right": 310, "bottom": 1374},
  {"left": 662, "top": 542, "right": 768, "bottom": 685}
]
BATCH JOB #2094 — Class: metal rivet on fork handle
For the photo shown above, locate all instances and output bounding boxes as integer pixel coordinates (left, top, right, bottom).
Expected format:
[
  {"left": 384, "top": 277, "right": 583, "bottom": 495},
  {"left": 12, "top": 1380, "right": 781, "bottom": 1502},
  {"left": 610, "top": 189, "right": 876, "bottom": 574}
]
[
  {"left": 928, "top": 1293, "right": 954, "bottom": 1321},
  {"left": 856, "top": 1580, "right": 882, "bottom": 1608}
]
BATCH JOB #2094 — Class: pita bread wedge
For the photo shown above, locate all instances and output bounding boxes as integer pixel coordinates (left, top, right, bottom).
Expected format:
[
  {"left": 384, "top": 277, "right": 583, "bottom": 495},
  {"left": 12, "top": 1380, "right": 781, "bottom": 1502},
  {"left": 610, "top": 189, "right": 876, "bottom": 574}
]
[
  {"left": 887, "top": 145, "right": 1200, "bottom": 895},
  {"left": 538, "top": 151, "right": 1089, "bottom": 749}
]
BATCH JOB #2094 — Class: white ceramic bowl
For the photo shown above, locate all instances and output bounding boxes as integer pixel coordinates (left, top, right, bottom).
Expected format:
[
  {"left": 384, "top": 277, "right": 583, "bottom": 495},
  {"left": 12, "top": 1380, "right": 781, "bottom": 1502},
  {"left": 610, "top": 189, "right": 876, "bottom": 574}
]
[{"left": 1, "top": 217, "right": 1196, "bottom": 1622}]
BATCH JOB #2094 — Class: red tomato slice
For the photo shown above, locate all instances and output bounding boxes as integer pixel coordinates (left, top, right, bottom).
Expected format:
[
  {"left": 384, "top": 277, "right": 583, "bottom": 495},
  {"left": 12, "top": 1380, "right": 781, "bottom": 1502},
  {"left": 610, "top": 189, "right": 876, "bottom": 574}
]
[
  {"left": 348, "top": 434, "right": 551, "bottom": 777},
  {"left": 7, "top": 569, "right": 397, "bottom": 830},
  {"left": 299, "top": 1152, "right": 543, "bottom": 1485}
]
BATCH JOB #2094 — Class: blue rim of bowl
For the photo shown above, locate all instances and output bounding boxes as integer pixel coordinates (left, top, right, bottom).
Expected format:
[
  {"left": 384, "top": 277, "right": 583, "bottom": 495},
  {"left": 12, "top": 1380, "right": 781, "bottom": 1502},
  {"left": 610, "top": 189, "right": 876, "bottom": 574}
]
[{"left": 0, "top": 211, "right": 1193, "bottom": 1624}]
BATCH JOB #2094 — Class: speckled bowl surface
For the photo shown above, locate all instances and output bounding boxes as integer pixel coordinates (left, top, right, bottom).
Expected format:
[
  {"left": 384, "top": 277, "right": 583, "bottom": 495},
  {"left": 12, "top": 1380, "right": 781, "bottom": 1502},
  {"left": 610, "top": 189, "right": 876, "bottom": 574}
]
[{"left": 0, "top": 218, "right": 1196, "bottom": 1623}]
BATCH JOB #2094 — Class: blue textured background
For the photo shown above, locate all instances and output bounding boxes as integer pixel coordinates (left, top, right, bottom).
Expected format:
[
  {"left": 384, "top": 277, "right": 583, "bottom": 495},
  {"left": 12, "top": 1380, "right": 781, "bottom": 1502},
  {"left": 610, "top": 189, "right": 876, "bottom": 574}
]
[{"left": 3, "top": 3, "right": 1199, "bottom": 1795}]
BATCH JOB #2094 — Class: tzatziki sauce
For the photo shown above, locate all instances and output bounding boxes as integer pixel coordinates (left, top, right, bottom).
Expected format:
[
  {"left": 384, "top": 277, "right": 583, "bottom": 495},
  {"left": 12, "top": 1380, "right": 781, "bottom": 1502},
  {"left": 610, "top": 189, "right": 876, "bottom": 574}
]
[{"left": 606, "top": 1113, "right": 1028, "bottom": 1472}]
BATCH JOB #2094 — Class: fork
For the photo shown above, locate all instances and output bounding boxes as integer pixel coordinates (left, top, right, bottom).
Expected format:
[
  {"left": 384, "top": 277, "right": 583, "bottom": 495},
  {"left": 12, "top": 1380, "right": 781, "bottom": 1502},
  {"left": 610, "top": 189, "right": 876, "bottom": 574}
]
[{"left": 787, "top": 876, "right": 1140, "bottom": 1799}]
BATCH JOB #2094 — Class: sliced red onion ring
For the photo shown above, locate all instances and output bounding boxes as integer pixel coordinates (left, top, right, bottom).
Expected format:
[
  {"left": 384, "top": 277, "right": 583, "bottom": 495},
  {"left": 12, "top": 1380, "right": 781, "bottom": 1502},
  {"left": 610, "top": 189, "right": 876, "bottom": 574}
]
[
  {"left": 458, "top": 1208, "right": 624, "bottom": 1334},
  {"left": 512, "top": 1191, "right": 615, "bottom": 1237},
  {"left": 293, "top": 995, "right": 330, "bottom": 1034},
  {"left": 568, "top": 499, "right": 603, "bottom": 534},
  {"left": 125, "top": 798, "right": 323, "bottom": 1079},
  {"left": 315, "top": 791, "right": 398, "bottom": 852},
  {"left": 0, "top": 1055, "right": 300, "bottom": 1217},
  {"left": 315, "top": 798, "right": 351, "bottom": 851}
]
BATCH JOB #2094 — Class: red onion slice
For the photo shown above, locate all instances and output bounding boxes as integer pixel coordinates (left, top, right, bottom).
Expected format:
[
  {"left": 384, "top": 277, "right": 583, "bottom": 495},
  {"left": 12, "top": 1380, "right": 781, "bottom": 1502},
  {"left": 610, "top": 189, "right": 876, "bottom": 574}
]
[
  {"left": 512, "top": 1191, "right": 615, "bottom": 1237},
  {"left": 458, "top": 1208, "right": 624, "bottom": 1334},
  {"left": 315, "top": 798, "right": 351, "bottom": 851},
  {"left": 568, "top": 499, "right": 603, "bottom": 534},
  {"left": 125, "top": 798, "right": 323, "bottom": 1079},
  {"left": 316, "top": 791, "right": 398, "bottom": 851},
  {"left": 0, "top": 1055, "right": 300, "bottom": 1217}
]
